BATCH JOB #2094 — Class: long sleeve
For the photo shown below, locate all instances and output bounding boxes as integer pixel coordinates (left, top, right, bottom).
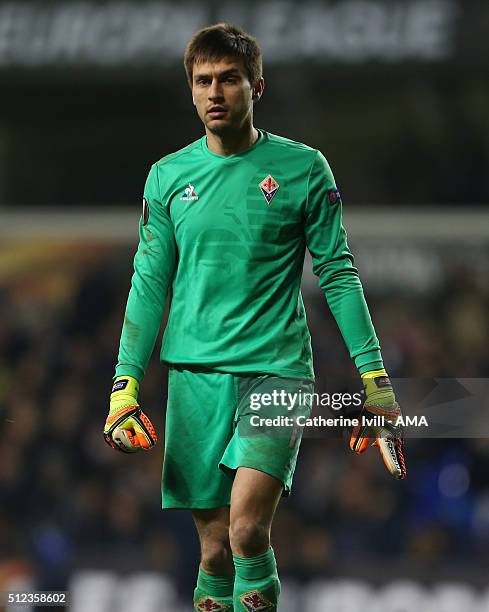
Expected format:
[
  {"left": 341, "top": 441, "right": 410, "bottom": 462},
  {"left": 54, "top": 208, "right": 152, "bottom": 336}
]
[
  {"left": 115, "top": 164, "right": 177, "bottom": 381},
  {"left": 304, "top": 151, "right": 383, "bottom": 374}
]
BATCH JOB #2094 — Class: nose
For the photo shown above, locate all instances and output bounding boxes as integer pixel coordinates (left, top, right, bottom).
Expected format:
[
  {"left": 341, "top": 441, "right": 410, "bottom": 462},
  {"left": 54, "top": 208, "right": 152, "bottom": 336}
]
[{"left": 208, "top": 78, "right": 224, "bottom": 101}]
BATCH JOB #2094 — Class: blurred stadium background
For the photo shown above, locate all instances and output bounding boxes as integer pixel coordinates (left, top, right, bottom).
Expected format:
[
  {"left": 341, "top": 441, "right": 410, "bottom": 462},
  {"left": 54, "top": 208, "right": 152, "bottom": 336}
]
[{"left": 1, "top": 1, "right": 489, "bottom": 610}]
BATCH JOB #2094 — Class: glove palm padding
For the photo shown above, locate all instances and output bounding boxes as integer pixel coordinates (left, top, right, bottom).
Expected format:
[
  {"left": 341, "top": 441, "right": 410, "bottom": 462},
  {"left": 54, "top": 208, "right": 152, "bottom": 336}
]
[
  {"left": 350, "top": 375, "right": 406, "bottom": 480},
  {"left": 104, "top": 377, "right": 157, "bottom": 453}
]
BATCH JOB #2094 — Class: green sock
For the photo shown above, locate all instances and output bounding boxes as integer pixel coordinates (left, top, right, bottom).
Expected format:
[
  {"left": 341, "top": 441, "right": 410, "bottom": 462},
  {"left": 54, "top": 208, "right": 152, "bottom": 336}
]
[
  {"left": 233, "top": 548, "right": 280, "bottom": 611},
  {"left": 193, "top": 566, "right": 234, "bottom": 611}
]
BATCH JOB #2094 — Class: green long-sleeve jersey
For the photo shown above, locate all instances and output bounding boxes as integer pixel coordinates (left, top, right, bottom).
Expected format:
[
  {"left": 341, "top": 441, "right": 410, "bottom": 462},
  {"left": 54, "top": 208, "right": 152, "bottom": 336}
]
[{"left": 116, "top": 130, "right": 383, "bottom": 381}]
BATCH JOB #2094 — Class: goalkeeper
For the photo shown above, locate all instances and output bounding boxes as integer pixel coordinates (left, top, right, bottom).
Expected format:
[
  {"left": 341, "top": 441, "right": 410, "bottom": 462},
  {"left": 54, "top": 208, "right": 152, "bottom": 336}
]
[{"left": 104, "top": 23, "right": 406, "bottom": 611}]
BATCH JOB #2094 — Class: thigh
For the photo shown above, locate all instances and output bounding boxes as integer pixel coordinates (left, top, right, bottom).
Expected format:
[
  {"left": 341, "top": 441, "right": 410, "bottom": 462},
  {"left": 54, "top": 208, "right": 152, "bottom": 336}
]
[
  {"left": 193, "top": 506, "right": 230, "bottom": 544},
  {"left": 230, "top": 467, "right": 283, "bottom": 529},
  {"left": 162, "top": 367, "right": 236, "bottom": 509},
  {"left": 220, "top": 376, "right": 314, "bottom": 496},
  {"left": 192, "top": 506, "right": 233, "bottom": 575},
  {"left": 229, "top": 467, "right": 283, "bottom": 557}
]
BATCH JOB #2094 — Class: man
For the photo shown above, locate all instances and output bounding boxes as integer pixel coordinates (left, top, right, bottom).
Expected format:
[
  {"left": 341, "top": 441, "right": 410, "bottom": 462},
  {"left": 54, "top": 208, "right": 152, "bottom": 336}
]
[{"left": 104, "top": 23, "right": 406, "bottom": 611}]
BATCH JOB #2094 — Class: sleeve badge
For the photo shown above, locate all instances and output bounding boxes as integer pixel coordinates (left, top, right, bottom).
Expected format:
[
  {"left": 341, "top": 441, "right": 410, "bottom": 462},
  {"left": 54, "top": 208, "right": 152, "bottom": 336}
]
[{"left": 328, "top": 188, "right": 341, "bottom": 204}]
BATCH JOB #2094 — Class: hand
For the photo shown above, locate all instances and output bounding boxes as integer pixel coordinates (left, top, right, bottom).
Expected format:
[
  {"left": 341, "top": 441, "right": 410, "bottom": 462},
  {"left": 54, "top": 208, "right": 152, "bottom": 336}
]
[
  {"left": 104, "top": 376, "right": 158, "bottom": 453},
  {"left": 350, "top": 371, "right": 406, "bottom": 479}
]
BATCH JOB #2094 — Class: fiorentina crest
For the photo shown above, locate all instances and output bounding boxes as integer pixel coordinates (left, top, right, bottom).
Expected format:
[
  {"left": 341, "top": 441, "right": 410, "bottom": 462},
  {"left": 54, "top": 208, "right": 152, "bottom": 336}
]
[
  {"left": 259, "top": 174, "right": 279, "bottom": 205},
  {"left": 239, "top": 590, "right": 274, "bottom": 611},
  {"left": 195, "top": 596, "right": 231, "bottom": 611}
]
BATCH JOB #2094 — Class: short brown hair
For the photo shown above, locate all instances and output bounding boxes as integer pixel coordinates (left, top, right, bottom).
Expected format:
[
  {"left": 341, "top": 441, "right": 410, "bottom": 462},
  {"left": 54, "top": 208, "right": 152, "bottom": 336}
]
[{"left": 184, "top": 23, "right": 263, "bottom": 89}]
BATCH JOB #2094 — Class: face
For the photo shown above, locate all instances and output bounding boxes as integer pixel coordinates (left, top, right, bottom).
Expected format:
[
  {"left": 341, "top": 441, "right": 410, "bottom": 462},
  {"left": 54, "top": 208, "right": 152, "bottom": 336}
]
[{"left": 191, "top": 57, "right": 263, "bottom": 136}]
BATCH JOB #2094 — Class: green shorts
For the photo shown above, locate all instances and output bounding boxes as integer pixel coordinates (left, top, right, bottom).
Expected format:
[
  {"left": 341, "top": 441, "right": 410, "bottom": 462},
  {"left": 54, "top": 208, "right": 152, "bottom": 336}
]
[{"left": 162, "top": 366, "right": 314, "bottom": 509}]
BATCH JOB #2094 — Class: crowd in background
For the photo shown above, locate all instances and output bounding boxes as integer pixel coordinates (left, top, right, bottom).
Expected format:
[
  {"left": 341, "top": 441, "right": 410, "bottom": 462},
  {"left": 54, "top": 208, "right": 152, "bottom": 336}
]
[{"left": 1, "top": 245, "right": 488, "bottom": 599}]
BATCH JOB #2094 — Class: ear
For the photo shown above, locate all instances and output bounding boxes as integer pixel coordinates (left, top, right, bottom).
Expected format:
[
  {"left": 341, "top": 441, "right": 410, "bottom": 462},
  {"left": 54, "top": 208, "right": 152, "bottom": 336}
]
[{"left": 252, "top": 78, "right": 265, "bottom": 103}]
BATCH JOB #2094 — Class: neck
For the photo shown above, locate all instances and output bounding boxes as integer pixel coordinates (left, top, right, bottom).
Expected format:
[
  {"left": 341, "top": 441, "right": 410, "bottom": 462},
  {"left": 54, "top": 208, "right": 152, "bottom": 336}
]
[{"left": 205, "top": 125, "right": 259, "bottom": 157}]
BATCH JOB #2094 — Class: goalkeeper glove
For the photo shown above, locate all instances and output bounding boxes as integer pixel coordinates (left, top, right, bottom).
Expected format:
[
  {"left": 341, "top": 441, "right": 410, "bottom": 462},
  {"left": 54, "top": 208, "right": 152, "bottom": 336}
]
[
  {"left": 104, "top": 375, "right": 158, "bottom": 453},
  {"left": 350, "top": 370, "right": 406, "bottom": 480}
]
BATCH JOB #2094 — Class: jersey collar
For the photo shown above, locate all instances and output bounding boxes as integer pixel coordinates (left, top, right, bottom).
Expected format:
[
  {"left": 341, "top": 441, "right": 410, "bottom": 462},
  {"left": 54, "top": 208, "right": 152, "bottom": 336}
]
[{"left": 201, "top": 129, "right": 267, "bottom": 160}]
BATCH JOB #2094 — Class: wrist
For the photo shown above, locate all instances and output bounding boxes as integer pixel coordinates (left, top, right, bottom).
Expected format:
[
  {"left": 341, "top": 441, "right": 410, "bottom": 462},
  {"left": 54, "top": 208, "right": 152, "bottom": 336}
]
[
  {"left": 356, "top": 353, "right": 383, "bottom": 375},
  {"left": 111, "top": 375, "right": 139, "bottom": 400},
  {"left": 361, "top": 368, "right": 388, "bottom": 380},
  {"left": 362, "top": 370, "right": 396, "bottom": 407}
]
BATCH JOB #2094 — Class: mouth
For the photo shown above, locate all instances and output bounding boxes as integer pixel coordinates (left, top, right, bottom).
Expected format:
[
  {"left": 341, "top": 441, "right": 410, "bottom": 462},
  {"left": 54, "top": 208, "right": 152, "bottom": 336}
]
[{"left": 207, "top": 107, "right": 227, "bottom": 119}]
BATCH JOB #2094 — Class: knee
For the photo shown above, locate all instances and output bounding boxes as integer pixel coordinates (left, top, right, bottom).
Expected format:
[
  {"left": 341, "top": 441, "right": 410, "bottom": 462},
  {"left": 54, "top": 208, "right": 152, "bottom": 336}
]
[
  {"left": 201, "top": 538, "right": 233, "bottom": 575},
  {"left": 229, "top": 517, "right": 270, "bottom": 557}
]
